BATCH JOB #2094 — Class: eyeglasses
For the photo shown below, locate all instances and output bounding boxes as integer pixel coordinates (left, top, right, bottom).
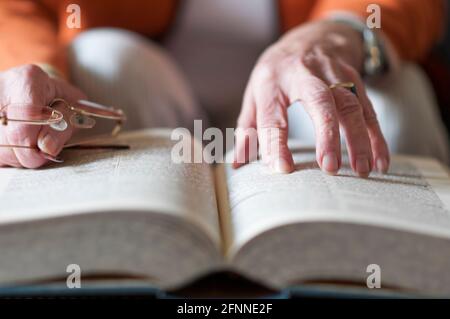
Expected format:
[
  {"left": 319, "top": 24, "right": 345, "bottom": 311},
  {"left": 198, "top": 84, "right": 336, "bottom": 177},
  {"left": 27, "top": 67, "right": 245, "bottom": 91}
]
[
  {"left": 50, "top": 98, "right": 126, "bottom": 136},
  {"left": 0, "top": 105, "right": 65, "bottom": 127},
  {"left": 0, "top": 98, "right": 128, "bottom": 162}
]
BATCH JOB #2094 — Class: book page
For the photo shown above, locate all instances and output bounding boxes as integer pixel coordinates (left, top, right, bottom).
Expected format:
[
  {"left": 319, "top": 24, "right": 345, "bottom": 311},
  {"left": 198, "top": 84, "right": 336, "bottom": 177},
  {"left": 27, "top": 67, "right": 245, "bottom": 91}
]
[
  {"left": 224, "top": 143, "right": 450, "bottom": 256},
  {"left": 0, "top": 129, "right": 221, "bottom": 247}
]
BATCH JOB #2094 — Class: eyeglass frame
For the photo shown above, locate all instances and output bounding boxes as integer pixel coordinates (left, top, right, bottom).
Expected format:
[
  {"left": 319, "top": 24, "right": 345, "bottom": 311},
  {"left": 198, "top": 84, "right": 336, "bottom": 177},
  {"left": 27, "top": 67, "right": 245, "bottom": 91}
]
[
  {"left": 0, "top": 98, "right": 128, "bottom": 162},
  {"left": 50, "top": 98, "right": 126, "bottom": 136},
  {"left": 0, "top": 105, "right": 64, "bottom": 127}
]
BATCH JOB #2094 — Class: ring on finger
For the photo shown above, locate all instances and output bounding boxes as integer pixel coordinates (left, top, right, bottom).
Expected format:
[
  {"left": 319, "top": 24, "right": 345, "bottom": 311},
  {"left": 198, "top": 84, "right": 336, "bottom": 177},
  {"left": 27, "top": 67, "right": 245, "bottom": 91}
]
[{"left": 329, "top": 82, "right": 358, "bottom": 96}]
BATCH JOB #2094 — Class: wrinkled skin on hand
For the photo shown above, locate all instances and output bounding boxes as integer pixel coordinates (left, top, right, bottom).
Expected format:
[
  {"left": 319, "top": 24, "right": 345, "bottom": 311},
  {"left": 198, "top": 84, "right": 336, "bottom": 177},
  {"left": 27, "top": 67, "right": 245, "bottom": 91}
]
[
  {"left": 0, "top": 64, "right": 85, "bottom": 168},
  {"left": 234, "top": 21, "right": 389, "bottom": 177}
]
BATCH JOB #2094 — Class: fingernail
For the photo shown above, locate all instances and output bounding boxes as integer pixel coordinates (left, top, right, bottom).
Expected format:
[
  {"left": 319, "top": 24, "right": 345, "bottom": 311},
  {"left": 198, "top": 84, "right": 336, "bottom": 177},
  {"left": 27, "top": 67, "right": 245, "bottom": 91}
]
[
  {"left": 376, "top": 157, "right": 388, "bottom": 174},
  {"left": 38, "top": 134, "right": 58, "bottom": 156},
  {"left": 356, "top": 156, "right": 370, "bottom": 178},
  {"left": 273, "top": 158, "right": 293, "bottom": 174},
  {"left": 322, "top": 153, "right": 339, "bottom": 175},
  {"left": 40, "top": 151, "right": 64, "bottom": 163}
]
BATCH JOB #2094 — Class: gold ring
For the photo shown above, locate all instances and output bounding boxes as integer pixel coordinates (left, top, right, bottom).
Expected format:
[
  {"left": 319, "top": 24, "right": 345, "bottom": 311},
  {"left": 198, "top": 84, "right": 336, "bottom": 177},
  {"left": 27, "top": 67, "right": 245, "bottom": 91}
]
[{"left": 329, "top": 82, "right": 357, "bottom": 96}]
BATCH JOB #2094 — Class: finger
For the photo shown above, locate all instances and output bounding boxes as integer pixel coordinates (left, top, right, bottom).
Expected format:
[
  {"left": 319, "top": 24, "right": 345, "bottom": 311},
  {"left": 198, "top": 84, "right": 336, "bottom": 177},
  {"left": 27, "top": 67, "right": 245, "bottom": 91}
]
[
  {"left": 6, "top": 65, "right": 56, "bottom": 167},
  {"left": 332, "top": 86, "right": 373, "bottom": 177},
  {"left": 341, "top": 63, "right": 390, "bottom": 173},
  {"left": 37, "top": 103, "right": 73, "bottom": 157},
  {"left": 254, "top": 79, "right": 293, "bottom": 174},
  {"left": 233, "top": 86, "right": 258, "bottom": 168},
  {"left": 6, "top": 103, "right": 48, "bottom": 168},
  {"left": 318, "top": 59, "right": 373, "bottom": 177},
  {"left": 292, "top": 76, "right": 341, "bottom": 175},
  {"left": 0, "top": 126, "right": 21, "bottom": 167},
  {"left": 36, "top": 78, "right": 86, "bottom": 157}
]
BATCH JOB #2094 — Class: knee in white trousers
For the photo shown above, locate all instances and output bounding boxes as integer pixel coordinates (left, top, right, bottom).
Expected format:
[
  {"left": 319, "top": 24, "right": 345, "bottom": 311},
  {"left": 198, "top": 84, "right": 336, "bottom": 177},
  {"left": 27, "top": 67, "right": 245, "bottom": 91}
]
[{"left": 68, "top": 28, "right": 205, "bottom": 132}]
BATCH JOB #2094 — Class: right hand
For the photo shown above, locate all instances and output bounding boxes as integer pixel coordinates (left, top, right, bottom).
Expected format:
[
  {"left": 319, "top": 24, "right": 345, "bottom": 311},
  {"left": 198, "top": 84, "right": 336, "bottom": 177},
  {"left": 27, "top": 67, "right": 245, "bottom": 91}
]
[
  {"left": 0, "top": 64, "right": 86, "bottom": 168},
  {"left": 234, "top": 21, "right": 390, "bottom": 177}
]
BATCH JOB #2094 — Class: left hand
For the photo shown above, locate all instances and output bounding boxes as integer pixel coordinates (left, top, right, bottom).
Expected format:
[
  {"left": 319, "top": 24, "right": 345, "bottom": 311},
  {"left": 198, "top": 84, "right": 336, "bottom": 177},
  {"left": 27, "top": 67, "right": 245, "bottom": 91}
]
[
  {"left": 0, "top": 64, "right": 86, "bottom": 168},
  {"left": 233, "top": 20, "right": 389, "bottom": 177}
]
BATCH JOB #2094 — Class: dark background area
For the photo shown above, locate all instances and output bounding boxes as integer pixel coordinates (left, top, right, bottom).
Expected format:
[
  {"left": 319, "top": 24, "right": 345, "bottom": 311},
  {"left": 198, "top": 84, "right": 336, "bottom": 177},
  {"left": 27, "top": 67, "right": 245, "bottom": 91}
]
[{"left": 423, "top": 4, "right": 450, "bottom": 133}]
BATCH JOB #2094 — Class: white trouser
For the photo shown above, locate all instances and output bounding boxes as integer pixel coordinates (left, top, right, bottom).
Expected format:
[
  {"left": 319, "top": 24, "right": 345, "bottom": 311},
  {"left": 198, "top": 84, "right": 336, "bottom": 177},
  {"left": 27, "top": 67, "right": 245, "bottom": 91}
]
[
  {"left": 69, "top": 28, "right": 206, "bottom": 133},
  {"left": 69, "top": 28, "right": 450, "bottom": 163}
]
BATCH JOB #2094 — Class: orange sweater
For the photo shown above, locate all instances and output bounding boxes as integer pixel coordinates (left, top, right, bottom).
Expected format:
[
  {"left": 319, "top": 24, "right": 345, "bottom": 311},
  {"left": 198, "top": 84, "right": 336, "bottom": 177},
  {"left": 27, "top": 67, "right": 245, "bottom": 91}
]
[{"left": 0, "top": 0, "right": 445, "bottom": 76}]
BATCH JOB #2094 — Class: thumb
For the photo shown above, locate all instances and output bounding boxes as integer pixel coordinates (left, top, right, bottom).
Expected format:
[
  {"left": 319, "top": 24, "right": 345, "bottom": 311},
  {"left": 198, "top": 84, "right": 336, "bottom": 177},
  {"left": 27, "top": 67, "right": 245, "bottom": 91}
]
[
  {"left": 38, "top": 79, "right": 84, "bottom": 157},
  {"left": 37, "top": 124, "right": 73, "bottom": 157},
  {"left": 37, "top": 104, "right": 73, "bottom": 157}
]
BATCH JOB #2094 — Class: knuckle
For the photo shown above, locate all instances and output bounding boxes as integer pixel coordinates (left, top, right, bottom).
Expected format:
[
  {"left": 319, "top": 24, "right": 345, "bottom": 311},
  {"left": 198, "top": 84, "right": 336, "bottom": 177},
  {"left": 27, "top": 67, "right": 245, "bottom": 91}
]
[
  {"left": 259, "top": 126, "right": 288, "bottom": 155},
  {"left": 312, "top": 108, "right": 338, "bottom": 139},
  {"left": 299, "top": 52, "right": 316, "bottom": 68},
  {"left": 317, "top": 117, "right": 338, "bottom": 142},
  {"left": 355, "top": 145, "right": 372, "bottom": 156},
  {"left": 258, "top": 106, "right": 288, "bottom": 130},
  {"left": 305, "top": 86, "right": 333, "bottom": 106},
  {"left": 364, "top": 109, "right": 380, "bottom": 126},
  {"left": 318, "top": 126, "right": 336, "bottom": 141},
  {"left": 259, "top": 115, "right": 288, "bottom": 130},
  {"left": 321, "top": 109, "right": 336, "bottom": 126},
  {"left": 299, "top": 50, "right": 322, "bottom": 68},
  {"left": 5, "top": 64, "right": 52, "bottom": 105},
  {"left": 253, "top": 62, "right": 276, "bottom": 83},
  {"left": 336, "top": 98, "right": 362, "bottom": 118}
]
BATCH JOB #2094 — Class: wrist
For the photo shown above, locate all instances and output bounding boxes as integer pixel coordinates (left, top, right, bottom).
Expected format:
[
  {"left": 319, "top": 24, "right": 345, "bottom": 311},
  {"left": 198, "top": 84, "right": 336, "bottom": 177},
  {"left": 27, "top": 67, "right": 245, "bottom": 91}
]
[
  {"left": 328, "top": 21, "right": 365, "bottom": 73},
  {"left": 325, "top": 16, "right": 391, "bottom": 79}
]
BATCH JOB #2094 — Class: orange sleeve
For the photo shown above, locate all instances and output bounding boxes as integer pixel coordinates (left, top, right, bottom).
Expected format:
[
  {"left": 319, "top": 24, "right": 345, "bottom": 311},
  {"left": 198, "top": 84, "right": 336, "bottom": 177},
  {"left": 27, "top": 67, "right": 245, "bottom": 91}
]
[
  {"left": 0, "top": 0, "right": 66, "bottom": 74},
  {"left": 308, "top": 0, "right": 446, "bottom": 62}
]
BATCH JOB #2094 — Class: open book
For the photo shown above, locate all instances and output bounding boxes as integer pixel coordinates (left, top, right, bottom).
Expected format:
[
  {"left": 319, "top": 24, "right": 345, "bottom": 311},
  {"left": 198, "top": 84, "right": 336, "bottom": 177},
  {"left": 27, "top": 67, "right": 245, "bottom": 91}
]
[{"left": 1, "top": 129, "right": 450, "bottom": 296}]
